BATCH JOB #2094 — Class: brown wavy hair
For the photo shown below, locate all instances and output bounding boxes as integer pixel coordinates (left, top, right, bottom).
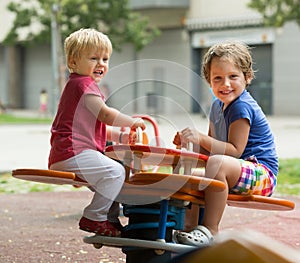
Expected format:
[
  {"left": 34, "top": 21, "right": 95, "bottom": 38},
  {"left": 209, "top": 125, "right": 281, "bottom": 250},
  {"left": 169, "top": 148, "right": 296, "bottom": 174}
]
[{"left": 202, "top": 41, "right": 255, "bottom": 85}]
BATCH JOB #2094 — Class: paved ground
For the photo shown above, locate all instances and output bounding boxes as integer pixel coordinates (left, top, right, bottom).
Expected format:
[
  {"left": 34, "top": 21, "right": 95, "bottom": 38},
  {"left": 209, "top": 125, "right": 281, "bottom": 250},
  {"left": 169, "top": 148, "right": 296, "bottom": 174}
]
[
  {"left": 1, "top": 191, "right": 299, "bottom": 263},
  {"left": 1, "top": 113, "right": 300, "bottom": 262}
]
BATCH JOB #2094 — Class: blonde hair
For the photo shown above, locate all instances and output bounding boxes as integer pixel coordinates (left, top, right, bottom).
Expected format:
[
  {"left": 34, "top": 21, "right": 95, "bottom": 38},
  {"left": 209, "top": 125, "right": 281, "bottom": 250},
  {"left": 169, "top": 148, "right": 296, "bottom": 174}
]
[
  {"left": 64, "top": 28, "right": 113, "bottom": 71},
  {"left": 202, "top": 41, "right": 255, "bottom": 84}
]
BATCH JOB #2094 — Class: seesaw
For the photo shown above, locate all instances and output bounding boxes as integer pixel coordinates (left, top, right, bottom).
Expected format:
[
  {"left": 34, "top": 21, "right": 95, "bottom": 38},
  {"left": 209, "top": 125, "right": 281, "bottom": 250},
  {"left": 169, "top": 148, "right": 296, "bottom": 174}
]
[
  {"left": 12, "top": 168, "right": 295, "bottom": 254},
  {"left": 10, "top": 114, "right": 296, "bottom": 262},
  {"left": 12, "top": 168, "right": 294, "bottom": 211}
]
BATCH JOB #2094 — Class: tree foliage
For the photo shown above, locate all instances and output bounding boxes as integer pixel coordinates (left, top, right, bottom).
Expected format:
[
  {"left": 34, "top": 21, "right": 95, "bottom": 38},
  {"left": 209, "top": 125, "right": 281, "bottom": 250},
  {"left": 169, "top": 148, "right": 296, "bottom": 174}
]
[
  {"left": 3, "top": 0, "right": 160, "bottom": 51},
  {"left": 248, "top": 0, "right": 300, "bottom": 27}
]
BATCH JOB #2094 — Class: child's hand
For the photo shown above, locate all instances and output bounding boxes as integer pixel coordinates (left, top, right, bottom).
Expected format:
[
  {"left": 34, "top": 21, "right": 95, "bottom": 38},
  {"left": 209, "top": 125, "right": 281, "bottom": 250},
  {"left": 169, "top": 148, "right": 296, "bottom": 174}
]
[
  {"left": 128, "top": 130, "right": 137, "bottom": 144},
  {"left": 173, "top": 132, "right": 189, "bottom": 149},
  {"left": 131, "top": 118, "right": 146, "bottom": 131},
  {"left": 173, "top": 132, "right": 182, "bottom": 146},
  {"left": 180, "top": 127, "right": 200, "bottom": 144},
  {"left": 174, "top": 128, "right": 200, "bottom": 146},
  {"left": 119, "top": 132, "right": 137, "bottom": 144}
]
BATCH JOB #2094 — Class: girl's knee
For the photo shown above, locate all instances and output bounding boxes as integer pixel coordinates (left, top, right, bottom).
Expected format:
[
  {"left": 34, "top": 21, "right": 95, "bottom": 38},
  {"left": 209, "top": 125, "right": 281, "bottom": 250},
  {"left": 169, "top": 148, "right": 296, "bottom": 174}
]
[
  {"left": 207, "top": 154, "right": 227, "bottom": 164},
  {"left": 206, "top": 155, "right": 225, "bottom": 177},
  {"left": 206, "top": 155, "right": 241, "bottom": 184},
  {"left": 206, "top": 155, "right": 232, "bottom": 177}
]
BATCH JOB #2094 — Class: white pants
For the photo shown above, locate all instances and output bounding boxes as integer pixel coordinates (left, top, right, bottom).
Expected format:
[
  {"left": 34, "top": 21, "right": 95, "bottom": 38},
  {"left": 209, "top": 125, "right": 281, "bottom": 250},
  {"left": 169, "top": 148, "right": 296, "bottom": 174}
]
[{"left": 50, "top": 149, "right": 125, "bottom": 222}]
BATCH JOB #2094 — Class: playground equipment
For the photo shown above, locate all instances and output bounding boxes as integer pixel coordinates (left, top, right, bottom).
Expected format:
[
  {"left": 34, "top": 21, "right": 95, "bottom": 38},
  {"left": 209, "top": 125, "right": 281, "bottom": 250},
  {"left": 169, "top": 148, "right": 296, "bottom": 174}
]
[{"left": 12, "top": 115, "right": 295, "bottom": 263}]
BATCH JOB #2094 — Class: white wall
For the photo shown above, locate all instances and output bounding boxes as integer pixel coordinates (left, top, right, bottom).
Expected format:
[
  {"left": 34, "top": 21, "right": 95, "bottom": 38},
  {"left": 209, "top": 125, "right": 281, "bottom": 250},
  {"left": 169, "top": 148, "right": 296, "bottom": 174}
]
[
  {"left": 273, "top": 22, "right": 300, "bottom": 115},
  {"left": 188, "top": 0, "right": 258, "bottom": 19},
  {"left": 23, "top": 45, "right": 52, "bottom": 110},
  {"left": 105, "top": 29, "right": 192, "bottom": 115},
  {"left": 0, "top": 47, "right": 7, "bottom": 104}
]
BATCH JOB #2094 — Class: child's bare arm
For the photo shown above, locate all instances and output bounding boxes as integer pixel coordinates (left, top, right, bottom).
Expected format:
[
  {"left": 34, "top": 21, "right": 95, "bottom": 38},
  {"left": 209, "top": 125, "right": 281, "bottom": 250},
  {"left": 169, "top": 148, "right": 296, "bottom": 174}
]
[
  {"left": 179, "top": 118, "right": 250, "bottom": 158},
  {"left": 84, "top": 94, "right": 145, "bottom": 130}
]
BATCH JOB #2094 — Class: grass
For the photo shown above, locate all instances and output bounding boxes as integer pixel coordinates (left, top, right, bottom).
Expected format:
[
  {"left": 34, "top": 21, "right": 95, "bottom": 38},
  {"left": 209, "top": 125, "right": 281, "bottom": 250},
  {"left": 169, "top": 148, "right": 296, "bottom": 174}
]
[
  {"left": 0, "top": 113, "right": 52, "bottom": 124},
  {"left": 276, "top": 158, "right": 300, "bottom": 196},
  {"left": 0, "top": 173, "right": 84, "bottom": 194},
  {"left": 1, "top": 159, "right": 299, "bottom": 196}
]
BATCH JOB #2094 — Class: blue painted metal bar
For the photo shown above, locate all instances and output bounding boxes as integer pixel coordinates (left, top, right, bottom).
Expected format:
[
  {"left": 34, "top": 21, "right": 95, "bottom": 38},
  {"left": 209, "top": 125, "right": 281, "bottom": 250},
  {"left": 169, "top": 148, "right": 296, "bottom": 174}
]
[
  {"left": 157, "top": 200, "right": 169, "bottom": 239},
  {"left": 125, "top": 221, "right": 176, "bottom": 231},
  {"left": 123, "top": 206, "right": 176, "bottom": 217},
  {"left": 198, "top": 207, "right": 205, "bottom": 225}
]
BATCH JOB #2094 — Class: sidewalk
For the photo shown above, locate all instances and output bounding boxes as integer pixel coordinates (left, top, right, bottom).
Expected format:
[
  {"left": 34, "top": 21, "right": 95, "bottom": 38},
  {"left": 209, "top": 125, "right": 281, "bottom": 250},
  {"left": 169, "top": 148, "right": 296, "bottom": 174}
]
[
  {"left": 1, "top": 113, "right": 300, "bottom": 172},
  {"left": 0, "top": 183, "right": 299, "bottom": 262}
]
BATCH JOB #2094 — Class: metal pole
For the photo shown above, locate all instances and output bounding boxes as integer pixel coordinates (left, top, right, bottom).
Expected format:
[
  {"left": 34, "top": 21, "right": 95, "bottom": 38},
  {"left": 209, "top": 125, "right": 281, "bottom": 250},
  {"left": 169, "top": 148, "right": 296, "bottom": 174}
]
[
  {"left": 133, "top": 51, "right": 138, "bottom": 113},
  {"left": 51, "top": 3, "right": 59, "bottom": 115}
]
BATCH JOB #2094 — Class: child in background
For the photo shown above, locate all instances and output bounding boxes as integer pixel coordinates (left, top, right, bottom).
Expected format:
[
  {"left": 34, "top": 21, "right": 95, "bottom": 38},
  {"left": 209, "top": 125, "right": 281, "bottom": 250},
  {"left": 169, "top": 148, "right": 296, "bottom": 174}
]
[
  {"left": 48, "top": 28, "right": 145, "bottom": 237},
  {"left": 173, "top": 41, "right": 278, "bottom": 245},
  {"left": 39, "top": 89, "right": 48, "bottom": 117}
]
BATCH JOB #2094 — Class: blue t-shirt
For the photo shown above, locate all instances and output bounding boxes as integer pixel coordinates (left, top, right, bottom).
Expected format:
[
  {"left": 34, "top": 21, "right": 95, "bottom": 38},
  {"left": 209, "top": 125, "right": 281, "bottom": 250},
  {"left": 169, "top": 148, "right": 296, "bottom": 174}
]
[{"left": 209, "top": 90, "right": 278, "bottom": 175}]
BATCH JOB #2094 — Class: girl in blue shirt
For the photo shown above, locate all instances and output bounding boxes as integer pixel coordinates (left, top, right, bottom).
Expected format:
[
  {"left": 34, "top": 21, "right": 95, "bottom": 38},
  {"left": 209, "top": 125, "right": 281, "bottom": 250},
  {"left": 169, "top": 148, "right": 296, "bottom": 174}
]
[{"left": 173, "top": 41, "right": 278, "bottom": 246}]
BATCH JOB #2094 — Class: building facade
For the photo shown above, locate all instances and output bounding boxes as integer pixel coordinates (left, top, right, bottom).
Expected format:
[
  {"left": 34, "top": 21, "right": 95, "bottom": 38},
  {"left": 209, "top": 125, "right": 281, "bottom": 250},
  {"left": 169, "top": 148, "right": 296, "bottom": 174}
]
[{"left": 0, "top": 0, "right": 299, "bottom": 116}]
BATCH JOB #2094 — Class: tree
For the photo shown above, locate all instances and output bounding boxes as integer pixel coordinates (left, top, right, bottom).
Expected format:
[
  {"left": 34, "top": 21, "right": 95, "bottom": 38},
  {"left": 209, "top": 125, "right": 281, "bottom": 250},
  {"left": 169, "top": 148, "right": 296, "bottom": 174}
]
[
  {"left": 3, "top": 0, "right": 160, "bottom": 110},
  {"left": 248, "top": 0, "right": 300, "bottom": 27},
  {"left": 3, "top": 0, "right": 160, "bottom": 51}
]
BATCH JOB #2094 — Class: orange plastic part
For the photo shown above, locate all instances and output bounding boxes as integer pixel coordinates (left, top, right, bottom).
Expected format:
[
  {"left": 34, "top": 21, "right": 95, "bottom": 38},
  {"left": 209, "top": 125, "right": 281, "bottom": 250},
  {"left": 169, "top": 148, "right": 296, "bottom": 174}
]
[{"left": 12, "top": 169, "right": 89, "bottom": 186}]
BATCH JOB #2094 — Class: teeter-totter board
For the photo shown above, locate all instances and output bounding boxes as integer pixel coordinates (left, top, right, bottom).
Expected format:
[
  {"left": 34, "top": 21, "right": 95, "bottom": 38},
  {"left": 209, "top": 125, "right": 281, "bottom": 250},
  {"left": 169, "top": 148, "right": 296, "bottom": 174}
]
[
  {"left": 126, "top": 172, "right": 295, "bottom": 211},
  {"left": 118, "top": 172, "right": 225, "bottom": 205},
  {"left": 130, "top": 172, "right": 225, "bottom": 192},
  {"left": 12, "top": 168, "right": 89, "bottom": 186},
  {"left": 12, "top": 169, "right": 295, "bottom": 211},
  {"left": 226, "top": 194, "right": 295, "bottom": 211}
]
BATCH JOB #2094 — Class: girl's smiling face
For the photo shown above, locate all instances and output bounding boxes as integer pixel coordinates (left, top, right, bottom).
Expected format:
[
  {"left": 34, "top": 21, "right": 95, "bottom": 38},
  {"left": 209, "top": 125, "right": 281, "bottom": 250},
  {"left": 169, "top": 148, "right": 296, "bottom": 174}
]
[
  {"left": 70, "top": 49, "right": 110, "bottom": 83},
  {"left": 210, "top": 56, "right": 251, "bottom": 109}
]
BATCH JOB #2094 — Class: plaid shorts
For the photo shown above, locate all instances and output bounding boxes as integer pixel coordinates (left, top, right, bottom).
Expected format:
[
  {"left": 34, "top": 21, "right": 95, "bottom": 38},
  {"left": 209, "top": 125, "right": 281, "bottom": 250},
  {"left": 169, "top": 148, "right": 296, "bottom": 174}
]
[{"left": 230, "top": 157, "right": 277, "bottom": 196}]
